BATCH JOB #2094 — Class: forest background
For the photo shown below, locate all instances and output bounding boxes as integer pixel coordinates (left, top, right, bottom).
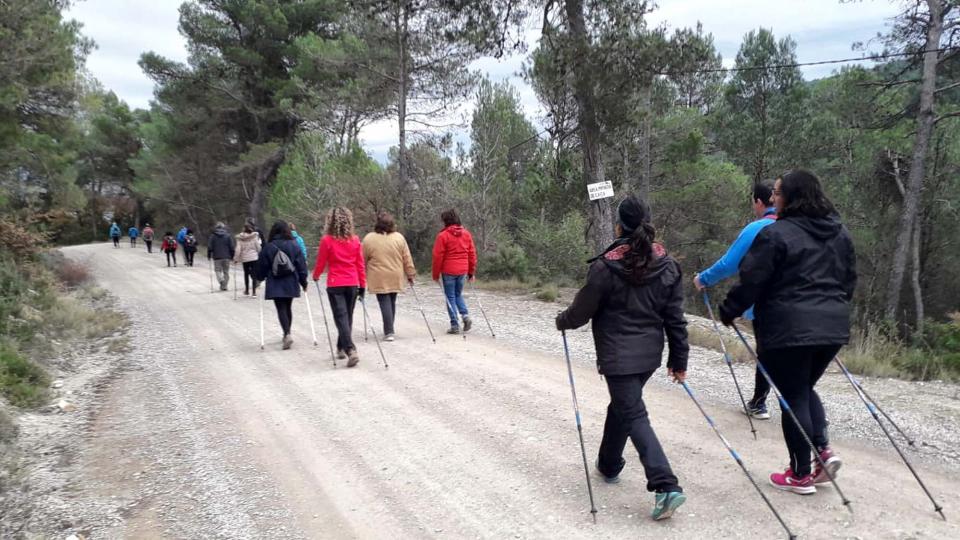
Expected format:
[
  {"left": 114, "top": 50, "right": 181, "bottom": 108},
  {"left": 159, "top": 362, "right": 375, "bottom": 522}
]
[{"left": 3, "top": 0, "right": 960, "bottom": 384}]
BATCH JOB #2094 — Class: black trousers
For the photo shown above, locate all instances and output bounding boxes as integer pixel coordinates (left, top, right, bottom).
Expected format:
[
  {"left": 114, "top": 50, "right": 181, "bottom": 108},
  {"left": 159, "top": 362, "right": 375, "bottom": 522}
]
[
  {"left": 130, "top": 237, "right": 137, "bottom": 247},
  {"left": 185, "top": 249, "right": 196, "bottom": 266},
  {"left": 145, "top": 240, "right": 153, "bottom": 253},
  {"left": 112, "top": 236, "right": 120, "bottom": 247},
  {"left": 377, "top": 293, "right": 398, "bottom": 335},
  {"left": 597, "top": 371, "right": 682, "bottom": 493},
  {"left": 762, "top": 344, "right": 840, "bottom": 476},
  {"left": 274, "top": 297, "right": 293, "bottom": 336},
  {"left": 242, "top": 261, "right": 259, "bottom": 293},
  {"left": 327, "top": 286, "right": 358, "bottom": 352},
  {"left": 749, "top": 366, "right": 771, "bottom": 408},
  {"left": 165, "top": 251, "right": 177, "bottom": 266}
]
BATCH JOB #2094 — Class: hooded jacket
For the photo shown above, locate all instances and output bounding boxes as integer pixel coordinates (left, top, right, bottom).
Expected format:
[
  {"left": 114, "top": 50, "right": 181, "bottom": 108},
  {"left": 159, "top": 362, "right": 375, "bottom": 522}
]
[
  {"left": 128, "top": 227, "right": 139, "bottom": 238},
  {"left": 556, "top": 239, "right": 689, "bottom": 376},
  {"left": 207, "top": 225, "right": 236, "bottom": 260},
  {"left": 109, "top": 223, "right": 120, "bottom": 238},
  {"left": 234, "top": 231, "right": 262, "bottom": 264},
  {"left": 431, "top": 225, "right": 477, "bottom": 280},
  {"left": 720, "top": 213, "right": 857, "bottom": 352},
  {"left": 142, "top": 227, "right": 154, "bottom": 241}
]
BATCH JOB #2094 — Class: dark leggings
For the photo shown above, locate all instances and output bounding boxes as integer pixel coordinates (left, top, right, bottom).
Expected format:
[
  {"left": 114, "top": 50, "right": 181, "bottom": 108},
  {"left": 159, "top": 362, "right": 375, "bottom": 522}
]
[
  {"left": 185, "top": 249, "right": 195, "bottom": 266},
  {"left": 327, "top": 286, "right": 358, "bottom": 352},
  {"left": 112, "top": 236, "right": 120, "bottom": 247},
  {"left": 145, "top": 240, "right": 153, "bottom": 253},
  {"left": 274, "top": 297, "right": 293, "bottom": 336},
  {"left": 749, "top": 366, "right": 771, "bottom": 408},
  {"left": 762, "top": 345, "right": 840, "bottom": 476},
  {"left": 243, "top": 261, "right": 259, "bottom": 293},
  {"left": 597, "top": 371, "right": 681, "bottom": 493},
  {"left": 377, "top": 293, "right": 398, "bottom": 335},
  {"left": 165, "top": 251, "right": 177, "bottom": 266}
]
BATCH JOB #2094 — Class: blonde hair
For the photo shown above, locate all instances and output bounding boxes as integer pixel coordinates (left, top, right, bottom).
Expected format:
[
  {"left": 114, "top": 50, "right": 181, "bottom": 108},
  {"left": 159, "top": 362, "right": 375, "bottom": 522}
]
[{"left": 325, "top": 206, "right": 354, "bottom": 239}]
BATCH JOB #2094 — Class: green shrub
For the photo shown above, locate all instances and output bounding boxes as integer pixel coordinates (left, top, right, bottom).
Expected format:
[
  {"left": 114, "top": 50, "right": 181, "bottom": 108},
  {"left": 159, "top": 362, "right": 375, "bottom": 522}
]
[
  {"left": 480, "top": 243, "right": 530, "bottom": 281},
  {"left": 518, "top": 212, "right": 590, "bottom": 282},
  {"left": 0, "top": 343, "right": 49, "bottom": 408}
]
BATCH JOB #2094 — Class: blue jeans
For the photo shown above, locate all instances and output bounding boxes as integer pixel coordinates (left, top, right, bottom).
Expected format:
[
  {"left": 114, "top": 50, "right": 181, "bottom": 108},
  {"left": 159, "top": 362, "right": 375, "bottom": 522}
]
[{"left": 441, "top": 274, "right": 469, "bottom": 327}]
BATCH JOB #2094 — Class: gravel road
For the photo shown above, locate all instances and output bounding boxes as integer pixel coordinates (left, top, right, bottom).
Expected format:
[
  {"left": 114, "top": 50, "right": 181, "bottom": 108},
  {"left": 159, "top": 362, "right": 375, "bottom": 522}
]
[{"left": 49, "top": 242, "right": 960, "bottom": 539}]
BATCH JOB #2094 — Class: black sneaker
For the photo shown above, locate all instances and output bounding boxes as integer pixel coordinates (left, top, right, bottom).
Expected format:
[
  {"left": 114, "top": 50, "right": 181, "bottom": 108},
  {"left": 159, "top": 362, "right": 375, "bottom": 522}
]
[
  {"left": 446, "top": 326, "right": 461, "bottom": 335},
  {"left": 744, "top": 403, "right": 771, "bottom": 420},
  {"left": 462, "top": 317, "right": 473, "bottom": 332}
]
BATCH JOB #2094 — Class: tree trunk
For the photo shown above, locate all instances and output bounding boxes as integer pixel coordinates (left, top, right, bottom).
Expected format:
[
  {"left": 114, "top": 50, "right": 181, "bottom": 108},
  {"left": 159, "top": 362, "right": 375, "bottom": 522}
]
[
  {"left": 248, "top": 147, "right": 286, "bottom": 229},
  {"left": 885, "top": 0, "right": 944, "bottom": 323},
  {"left": 395, "top": 2, "right": 410, "bottom": 217},
  {"left": 639, "top": 83, "right": 653, "bottom": 199},
  {"left": 565, "top": 0, "right": 613, "bottom": 253},
  {"left": 910, "top": 214, "right": 924, "bottom": 336}
]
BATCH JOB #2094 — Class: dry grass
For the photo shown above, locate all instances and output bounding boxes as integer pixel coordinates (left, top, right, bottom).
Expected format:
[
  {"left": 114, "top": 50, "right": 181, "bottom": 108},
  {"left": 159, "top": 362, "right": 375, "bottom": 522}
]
[
  {"left": 53, "top": 259, "right": 92, "bottom": 288},
  {"left": 686, "top": 322, "right": 754, "bottom": 364}
]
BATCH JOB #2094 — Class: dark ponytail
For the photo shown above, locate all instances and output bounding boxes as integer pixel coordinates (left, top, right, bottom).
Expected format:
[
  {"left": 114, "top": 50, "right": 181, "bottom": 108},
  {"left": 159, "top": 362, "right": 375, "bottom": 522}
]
[{"left": 621, "top": 221, "right": 657, "bottom": 284}]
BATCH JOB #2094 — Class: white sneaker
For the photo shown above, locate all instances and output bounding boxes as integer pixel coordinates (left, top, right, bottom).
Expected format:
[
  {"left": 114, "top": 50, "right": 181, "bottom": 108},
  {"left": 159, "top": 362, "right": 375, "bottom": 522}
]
[{"left": 384, "top": 334, "right": 395, "bottom": 342}]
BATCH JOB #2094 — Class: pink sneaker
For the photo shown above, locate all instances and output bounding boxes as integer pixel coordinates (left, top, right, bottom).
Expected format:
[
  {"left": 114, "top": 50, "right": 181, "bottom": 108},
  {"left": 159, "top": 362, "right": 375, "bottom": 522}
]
[
  {"left": 769, "top": 467, "right": 816, "bottom": 495},
  {"left": 813, "top": 447, "right": 842, "bottom": 485}
]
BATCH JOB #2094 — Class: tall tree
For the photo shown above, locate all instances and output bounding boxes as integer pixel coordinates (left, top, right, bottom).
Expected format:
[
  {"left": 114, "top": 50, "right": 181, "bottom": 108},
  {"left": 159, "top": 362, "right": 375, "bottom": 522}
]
[
  {"left": 716, "top": 28, "right": 806, "bottom": 183},
  {"left": 883, "top": 0, "right": 959, "bottom": 326},
  {"left": 348, "top": 0, "right": 528, "bottom": 218},
  {"left": 139, "top": 0, "right": 356, "bottom": 227}
]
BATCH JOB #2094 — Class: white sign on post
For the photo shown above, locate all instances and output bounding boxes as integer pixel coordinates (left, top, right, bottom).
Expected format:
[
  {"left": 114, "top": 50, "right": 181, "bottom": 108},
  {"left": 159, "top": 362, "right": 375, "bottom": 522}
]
[{"left": 587, "top": 180, "right": 615, "bottom": 201}]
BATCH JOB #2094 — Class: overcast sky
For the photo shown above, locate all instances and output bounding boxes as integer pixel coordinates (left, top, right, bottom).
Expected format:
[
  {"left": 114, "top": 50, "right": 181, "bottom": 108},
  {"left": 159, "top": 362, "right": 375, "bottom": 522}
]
[{"left": 67, "top": 0, "right": 902, "bottom": 162}]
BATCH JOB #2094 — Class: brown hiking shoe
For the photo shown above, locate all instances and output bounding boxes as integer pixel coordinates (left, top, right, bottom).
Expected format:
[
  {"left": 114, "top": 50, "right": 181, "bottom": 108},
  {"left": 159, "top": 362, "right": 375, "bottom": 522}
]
[
  {"left": 346, "top": 348, "right": 360, "bottom": 367},
  {"left": 282, "top": 335, "right": 293, "bottom": 350}
]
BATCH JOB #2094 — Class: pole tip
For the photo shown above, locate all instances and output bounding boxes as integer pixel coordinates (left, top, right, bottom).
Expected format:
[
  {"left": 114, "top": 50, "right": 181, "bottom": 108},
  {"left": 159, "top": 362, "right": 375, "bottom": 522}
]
[
  {"left": 843, "top": 499, "right": 853, "bottom": 513},
  {"left": 591, "top": 510, "right": 597, "bottom": 524}
]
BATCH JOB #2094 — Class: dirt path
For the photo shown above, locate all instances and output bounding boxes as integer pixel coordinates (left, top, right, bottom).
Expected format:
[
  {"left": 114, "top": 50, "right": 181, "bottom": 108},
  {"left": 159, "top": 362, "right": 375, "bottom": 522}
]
[{"left": 59, "top": 242, "right": 959, "bottom": 539}]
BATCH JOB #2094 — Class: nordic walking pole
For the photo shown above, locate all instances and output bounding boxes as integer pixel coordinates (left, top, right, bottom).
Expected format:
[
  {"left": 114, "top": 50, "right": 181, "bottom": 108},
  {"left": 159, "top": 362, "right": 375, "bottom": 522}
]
[
  {"left": 702, "top": 292, "right": 758, "bottom": 440},
  {"left": 409, "top": 282, "right": 436, "bottom": 344},
  {"left": 680, "top": 380, "right": 797, "bottom": 539},
  {"left": 560, "top": 330, "right": 597, "bottom": 523},
  {"left": 313, "top": 281, "right": 337, "bottom": 367},
  {"left": 470, "top": 279, "right": 496, "bottom": 338},
  {"left": 835, "top": 357, "right": 915, "bottom": 446},
  {"left": 439, "top": 280, "right": 467, "bottom": 340},
  {"left": 302, "top": 285, "right": 318, "bottom": 346},
  {"left": 834, "top": 358, "right": 945, "bottom": 520},
  {"left": 358, "top": 295, "right": 388, "bottom": 369},
  {"left": 209, "top": 258, "right": 215, "bottom": 293},
  {"left": 732, "top": 324, "right": 852, "bottom": 512},
  {"left": 362, "top": 299, "right": 369, "bottom": 342},
  {"left": 233, "top": 263, "right": 238, "bottom": 300},
  {"left": 258, "top": 286, "right": 265, "bottom": 350}
]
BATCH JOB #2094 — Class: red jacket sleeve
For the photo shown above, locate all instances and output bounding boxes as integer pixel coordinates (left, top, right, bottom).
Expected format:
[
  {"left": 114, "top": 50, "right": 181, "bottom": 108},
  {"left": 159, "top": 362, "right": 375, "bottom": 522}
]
[
  {"left": 355, "top": 237, "right": 367, "bottom": 288},
  {"left": 312, "top": 237, "right": 328, "bottom": 281},
  {"left": 431, "top": 231, "right": 445, "bottom": 281},
  {"left": 467, "top": 230, "right": 477, "bottom": 276}
]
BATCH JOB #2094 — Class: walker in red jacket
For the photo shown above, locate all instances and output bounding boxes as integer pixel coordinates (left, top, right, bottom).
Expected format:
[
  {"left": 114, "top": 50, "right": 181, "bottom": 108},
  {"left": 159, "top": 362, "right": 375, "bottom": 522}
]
[
  {"left": 311, "top": 207, "right": 367, "bottom": 367},
  {"left": 431, "top": 209, "right": 477, "bottom": 334}
]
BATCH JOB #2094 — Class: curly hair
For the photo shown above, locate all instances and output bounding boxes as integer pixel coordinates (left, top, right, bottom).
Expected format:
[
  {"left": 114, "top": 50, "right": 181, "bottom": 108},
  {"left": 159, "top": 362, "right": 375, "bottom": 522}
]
[{"left": 325, "top": 206, "right": 355, "bottom": 239}]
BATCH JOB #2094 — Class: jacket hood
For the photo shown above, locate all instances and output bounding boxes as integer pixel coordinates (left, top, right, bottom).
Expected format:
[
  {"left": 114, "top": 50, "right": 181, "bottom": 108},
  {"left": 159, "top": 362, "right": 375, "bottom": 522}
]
[
  {"left": 237, "top": 231, "right": 258, "bottom": 241},
  {"left": 213, "top": 226, "right": 229, "bottom": 237},
  {"left": 786, "top": 213, "right": 843, "bottom": 241},
  {"left": 595, "top": 239, "right": 675, "bottom": 283},
  {"left": 444, "top": 225, "right": 464, "bottom": 237}
]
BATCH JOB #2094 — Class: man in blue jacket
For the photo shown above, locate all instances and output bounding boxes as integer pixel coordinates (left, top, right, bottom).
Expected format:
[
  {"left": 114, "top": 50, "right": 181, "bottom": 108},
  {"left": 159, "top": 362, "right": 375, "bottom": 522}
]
[
  {"left": 695, "top": 179, "right": 777, "bottom": 419},
  {"left": 177, "top": 226, "right": 188, "bottom": 251}
]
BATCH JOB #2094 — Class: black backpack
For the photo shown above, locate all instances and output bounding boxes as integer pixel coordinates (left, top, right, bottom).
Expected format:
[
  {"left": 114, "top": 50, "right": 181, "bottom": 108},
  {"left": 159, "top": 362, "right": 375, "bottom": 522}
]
[
  {"left": 185, "top": 234, "right": 197, "bottom": 248},
  {"left": 271, "top": 245, "right": 295, "bottom": 277}
]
